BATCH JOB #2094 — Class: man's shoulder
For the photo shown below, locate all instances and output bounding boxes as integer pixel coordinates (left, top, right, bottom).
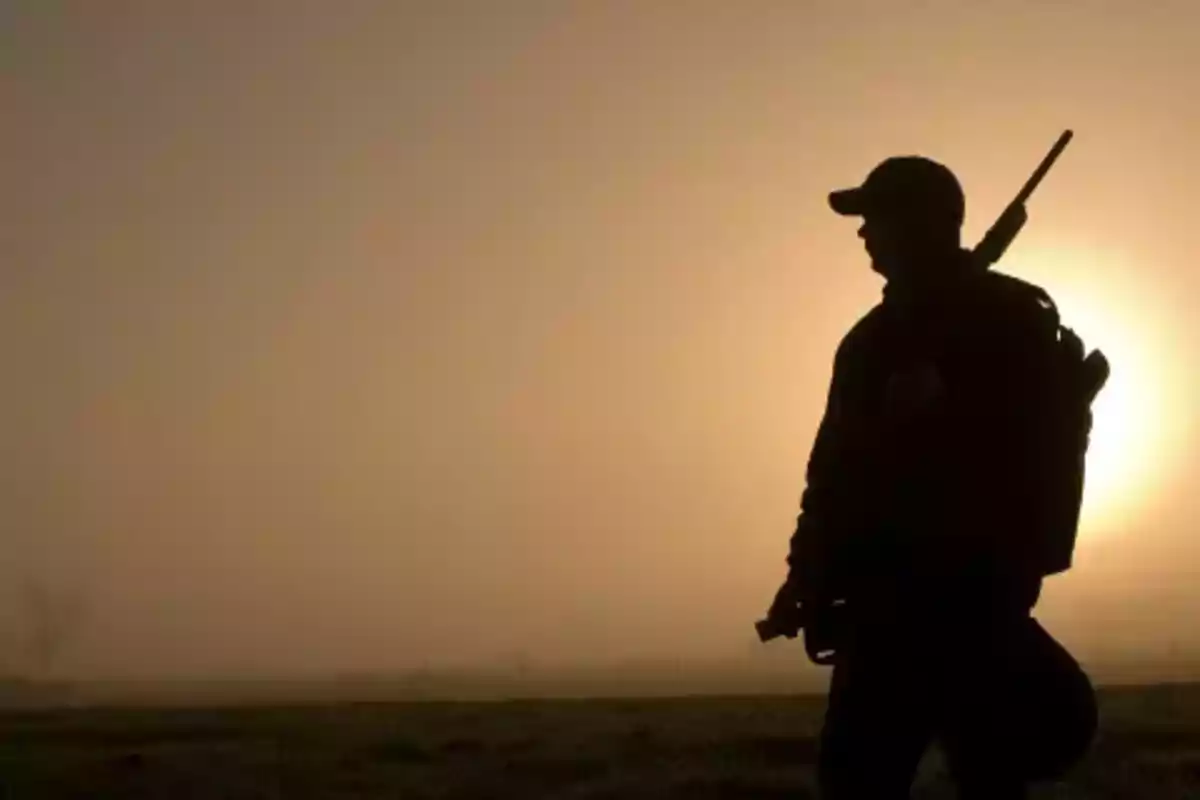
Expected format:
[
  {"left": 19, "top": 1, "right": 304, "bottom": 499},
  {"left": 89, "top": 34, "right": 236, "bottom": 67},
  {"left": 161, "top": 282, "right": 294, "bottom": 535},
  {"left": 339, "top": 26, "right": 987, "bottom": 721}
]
[
  {"left": 973, "top": 269, "right": 1056, "bottom": 310},
  {"left": 961, "top": 269, "right": 1061, "bottom": 341},
  {"left": 834, "top": 303, "right": 889, "bottom": 361}
]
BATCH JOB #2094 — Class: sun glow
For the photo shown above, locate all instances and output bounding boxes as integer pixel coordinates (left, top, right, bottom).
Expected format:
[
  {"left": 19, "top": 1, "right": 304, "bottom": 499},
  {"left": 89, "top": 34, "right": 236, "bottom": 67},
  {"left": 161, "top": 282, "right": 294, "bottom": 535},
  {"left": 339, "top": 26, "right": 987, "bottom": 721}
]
[{"left": 1014, "top": 245, "right": 1181, "bottom": 535}]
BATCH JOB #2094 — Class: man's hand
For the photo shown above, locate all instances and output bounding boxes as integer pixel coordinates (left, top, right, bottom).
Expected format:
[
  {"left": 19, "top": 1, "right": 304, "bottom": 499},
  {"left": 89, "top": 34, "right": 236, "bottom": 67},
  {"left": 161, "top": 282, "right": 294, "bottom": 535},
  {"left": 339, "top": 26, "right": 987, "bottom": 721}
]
[
  {"left": 756, "top": 578, "right": 845, "bottom": 666},
  {"left": 756, "top": 578, "right": 807, "bottom": 642},
  {"left": 768, "top": 577, "right": 805, "bottom": 623}
]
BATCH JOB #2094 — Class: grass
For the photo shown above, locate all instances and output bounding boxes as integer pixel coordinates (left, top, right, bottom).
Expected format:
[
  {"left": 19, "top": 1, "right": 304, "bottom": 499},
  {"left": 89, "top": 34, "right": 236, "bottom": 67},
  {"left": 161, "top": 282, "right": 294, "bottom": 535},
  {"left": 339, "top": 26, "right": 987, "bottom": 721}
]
[{"left": 0, "top": 686, "right": 1197, "bottom": 798}]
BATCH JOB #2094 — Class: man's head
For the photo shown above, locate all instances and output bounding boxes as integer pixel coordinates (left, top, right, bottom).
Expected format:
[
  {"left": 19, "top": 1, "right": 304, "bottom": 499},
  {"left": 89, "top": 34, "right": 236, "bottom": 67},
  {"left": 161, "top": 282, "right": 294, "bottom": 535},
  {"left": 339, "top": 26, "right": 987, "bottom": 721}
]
[{"left": 829, "top": 156, "right": 966, "bottom": 282}]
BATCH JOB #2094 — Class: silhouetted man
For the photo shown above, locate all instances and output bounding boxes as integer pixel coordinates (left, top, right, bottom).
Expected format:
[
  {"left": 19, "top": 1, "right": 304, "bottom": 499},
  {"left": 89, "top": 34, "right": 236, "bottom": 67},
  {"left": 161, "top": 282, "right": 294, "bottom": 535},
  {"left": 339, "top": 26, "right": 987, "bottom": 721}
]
[{"left": 764, "top": 156, "right": 1098, "bottom": 798}]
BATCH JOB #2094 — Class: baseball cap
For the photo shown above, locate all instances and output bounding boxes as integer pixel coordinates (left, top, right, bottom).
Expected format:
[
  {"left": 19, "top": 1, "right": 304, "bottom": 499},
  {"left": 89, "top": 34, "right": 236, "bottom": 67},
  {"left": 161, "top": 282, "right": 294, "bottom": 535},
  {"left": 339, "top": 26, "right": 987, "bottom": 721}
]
[{"left": 829, "top": 156, "right": 965, "bottom": 229}]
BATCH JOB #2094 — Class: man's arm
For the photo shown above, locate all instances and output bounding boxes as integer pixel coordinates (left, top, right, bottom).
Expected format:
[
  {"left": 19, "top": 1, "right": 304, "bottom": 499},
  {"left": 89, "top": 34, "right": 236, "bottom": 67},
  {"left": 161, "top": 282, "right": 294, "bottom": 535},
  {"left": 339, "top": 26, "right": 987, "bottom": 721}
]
[
  {"left": 786, "top": 405, "right": 842, "bottom": 601},
  {"left": 759, "top": 394, "right": 846, "bottom": 644},
  {"left": 759, "top": 306, "right": 885, "bottom": 648},
  {"left": 758, "top": 326, "right": 869, "bottom": 651},
  {"left": 783, "top": 320, "right": 871, "bottom": 603}
]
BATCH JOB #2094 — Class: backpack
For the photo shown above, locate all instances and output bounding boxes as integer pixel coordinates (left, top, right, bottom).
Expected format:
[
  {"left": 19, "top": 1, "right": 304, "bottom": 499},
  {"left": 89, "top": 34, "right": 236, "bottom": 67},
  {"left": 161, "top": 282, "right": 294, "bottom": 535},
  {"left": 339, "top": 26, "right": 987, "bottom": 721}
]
[{"left": 990, "top": 275, "right": 1110, "bottom": 577}]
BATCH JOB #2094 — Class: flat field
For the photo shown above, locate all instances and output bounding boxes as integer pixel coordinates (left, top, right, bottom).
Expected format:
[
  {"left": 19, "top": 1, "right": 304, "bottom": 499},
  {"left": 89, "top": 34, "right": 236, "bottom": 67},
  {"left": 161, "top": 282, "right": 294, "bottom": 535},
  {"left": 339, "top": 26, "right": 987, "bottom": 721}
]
[{"left": 1, "top": 683, "right": 1198, "bottom": 798}]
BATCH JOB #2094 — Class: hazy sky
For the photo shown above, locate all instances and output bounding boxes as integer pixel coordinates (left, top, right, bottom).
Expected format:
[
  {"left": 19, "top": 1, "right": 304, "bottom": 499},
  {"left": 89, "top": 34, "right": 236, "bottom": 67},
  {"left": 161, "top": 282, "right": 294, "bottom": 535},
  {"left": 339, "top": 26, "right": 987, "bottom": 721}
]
[{"left": 3, "top": 2, "right": 1199, "bottom": 679}]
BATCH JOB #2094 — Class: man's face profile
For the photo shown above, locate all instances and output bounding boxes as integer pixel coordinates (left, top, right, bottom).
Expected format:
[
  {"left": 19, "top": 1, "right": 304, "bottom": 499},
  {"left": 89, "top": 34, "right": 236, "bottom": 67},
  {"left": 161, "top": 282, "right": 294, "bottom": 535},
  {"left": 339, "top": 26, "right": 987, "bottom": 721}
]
[
  {"left": 857, "top": 213, "right": 905, "bottom": 279},
  {"left": 857, "top": 209, "right": 959, "bottom": 283}
]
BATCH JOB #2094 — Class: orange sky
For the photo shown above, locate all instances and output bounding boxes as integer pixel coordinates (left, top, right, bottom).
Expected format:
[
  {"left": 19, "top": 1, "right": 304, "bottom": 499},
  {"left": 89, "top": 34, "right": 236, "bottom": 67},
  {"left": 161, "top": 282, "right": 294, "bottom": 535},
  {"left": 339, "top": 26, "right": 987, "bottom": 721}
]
[{"left": 3, "top": 2, "right": 1198, "bottom": 679}]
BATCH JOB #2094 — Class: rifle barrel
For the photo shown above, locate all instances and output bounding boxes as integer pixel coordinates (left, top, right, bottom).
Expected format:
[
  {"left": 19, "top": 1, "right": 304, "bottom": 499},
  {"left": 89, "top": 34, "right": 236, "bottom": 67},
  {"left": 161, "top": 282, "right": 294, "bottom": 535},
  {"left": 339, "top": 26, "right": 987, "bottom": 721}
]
[{"left": 1013, "top": 129, "right": 1073, "bottom": 206}]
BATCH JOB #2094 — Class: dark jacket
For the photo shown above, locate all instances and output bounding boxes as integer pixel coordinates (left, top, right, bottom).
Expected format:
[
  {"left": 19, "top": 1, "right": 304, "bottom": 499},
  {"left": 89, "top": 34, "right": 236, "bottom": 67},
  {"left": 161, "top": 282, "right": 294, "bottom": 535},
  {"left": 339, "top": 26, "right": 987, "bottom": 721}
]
[{"left": 788, "top": 256, "right": 1064, "bottom": 618}]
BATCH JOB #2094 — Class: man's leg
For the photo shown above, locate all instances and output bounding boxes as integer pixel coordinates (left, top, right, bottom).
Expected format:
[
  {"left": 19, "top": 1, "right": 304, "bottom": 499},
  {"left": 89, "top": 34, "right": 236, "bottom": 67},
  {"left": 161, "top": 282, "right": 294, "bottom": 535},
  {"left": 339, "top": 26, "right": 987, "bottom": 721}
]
[
  {"left": 937, "top": 619, "right": 1033, "bottom": 800},
  {"left": 940, "top": 676, "right": 1034, "bottom": 800},
  {"left": 949, "top": 775, "right": 1029, "bottom": 800},
  {"left": 817, "top": 656, "right": 936, "bottom": 799},
  {"left": 942, "top": 730, "right": 1030, "bottom": 800},
  {"left": 939, "top": 616, "right": 1094, "bottom": 798}
]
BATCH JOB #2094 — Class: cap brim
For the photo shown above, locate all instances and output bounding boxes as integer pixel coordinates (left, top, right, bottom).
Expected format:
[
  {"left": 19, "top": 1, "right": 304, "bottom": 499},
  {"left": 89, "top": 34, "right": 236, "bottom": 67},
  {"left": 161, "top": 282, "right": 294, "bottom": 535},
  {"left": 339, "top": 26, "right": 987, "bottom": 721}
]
[{"left": 828, "top": 187, "right": 866, "bottom": 216}]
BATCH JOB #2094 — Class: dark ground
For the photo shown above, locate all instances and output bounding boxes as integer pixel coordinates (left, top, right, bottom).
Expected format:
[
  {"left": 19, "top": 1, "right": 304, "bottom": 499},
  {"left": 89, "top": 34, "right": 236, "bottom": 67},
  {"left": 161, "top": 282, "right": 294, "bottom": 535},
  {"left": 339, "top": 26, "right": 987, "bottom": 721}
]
[{"left": 1, "top": 683, "right": 1198, "bottom": 798}]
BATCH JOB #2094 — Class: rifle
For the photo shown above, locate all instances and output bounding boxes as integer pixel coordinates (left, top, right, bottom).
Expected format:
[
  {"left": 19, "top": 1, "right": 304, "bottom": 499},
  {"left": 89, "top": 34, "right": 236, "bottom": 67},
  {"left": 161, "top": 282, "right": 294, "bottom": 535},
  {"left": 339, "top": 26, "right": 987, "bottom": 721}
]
[
  {"left": 755, "top": 131, "right": 1077, "bottom": 649},
  {"left": 972, "top": 129, "right": 1074, "bottom": 269}
]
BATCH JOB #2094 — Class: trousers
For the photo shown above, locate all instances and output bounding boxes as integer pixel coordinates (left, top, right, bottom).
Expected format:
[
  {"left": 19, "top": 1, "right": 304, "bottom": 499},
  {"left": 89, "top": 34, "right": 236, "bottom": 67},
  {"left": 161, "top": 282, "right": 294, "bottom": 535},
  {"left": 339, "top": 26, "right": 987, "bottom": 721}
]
[{"left": 815, "top": 599, "right": 1095, "bottom": 799}]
